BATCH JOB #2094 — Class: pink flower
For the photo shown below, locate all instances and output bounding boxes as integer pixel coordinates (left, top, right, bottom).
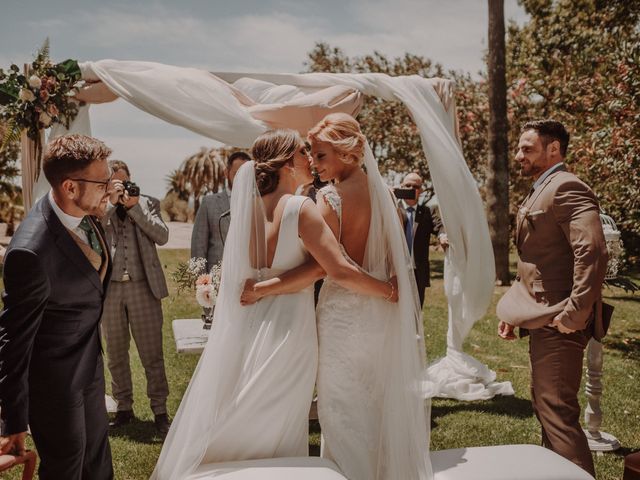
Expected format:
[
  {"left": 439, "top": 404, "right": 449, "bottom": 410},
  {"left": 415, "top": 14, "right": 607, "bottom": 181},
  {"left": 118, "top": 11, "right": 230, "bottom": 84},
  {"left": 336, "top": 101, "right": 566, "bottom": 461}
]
[
  {"left": 40, "top": 88, "right": 49, "bottom": 102},
  {"left": 196, "top": 274, "right": 212, "bottom": 286},
  {"left": 47, "top": 104, "right": 59, "bottom": 117}
]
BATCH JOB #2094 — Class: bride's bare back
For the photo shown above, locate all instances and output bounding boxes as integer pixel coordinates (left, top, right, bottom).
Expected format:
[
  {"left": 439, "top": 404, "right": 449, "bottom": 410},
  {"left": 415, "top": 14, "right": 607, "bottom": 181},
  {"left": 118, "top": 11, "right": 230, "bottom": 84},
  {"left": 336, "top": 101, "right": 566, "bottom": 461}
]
[{"left": 318, "top": 170, "right": 371, "bottom": 266}]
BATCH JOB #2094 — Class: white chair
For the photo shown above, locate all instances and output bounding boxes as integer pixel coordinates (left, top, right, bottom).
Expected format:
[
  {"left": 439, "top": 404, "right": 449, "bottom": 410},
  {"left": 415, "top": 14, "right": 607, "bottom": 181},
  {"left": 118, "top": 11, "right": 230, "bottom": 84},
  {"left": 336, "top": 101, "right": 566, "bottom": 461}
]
[
  {"left": 431, "top": 444, "right": 594, "bottom": 480},
  {"left": 188, "top": 444, "right": 594, "bottom": 480},
  {"left": 187, "top": 457, "right": 347, "bottom": 479}
]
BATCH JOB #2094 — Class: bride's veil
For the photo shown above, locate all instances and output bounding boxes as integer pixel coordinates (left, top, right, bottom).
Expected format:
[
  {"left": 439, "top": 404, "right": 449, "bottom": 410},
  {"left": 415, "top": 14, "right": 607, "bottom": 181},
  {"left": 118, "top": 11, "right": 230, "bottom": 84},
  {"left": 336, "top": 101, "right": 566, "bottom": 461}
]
[
  {"left": 362, "top": 143, "right": 433, "bottom": 479},
  {"left": 152, "top": 161, "right": 267, "bottom": 479}
]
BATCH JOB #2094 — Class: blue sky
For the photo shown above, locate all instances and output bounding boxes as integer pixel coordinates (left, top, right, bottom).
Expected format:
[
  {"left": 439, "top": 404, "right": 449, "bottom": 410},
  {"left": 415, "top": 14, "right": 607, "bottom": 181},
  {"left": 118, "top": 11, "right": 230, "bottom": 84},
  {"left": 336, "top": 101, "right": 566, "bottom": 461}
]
[{"left": 1, "top": 0, "right": 528, "bottom": 198}]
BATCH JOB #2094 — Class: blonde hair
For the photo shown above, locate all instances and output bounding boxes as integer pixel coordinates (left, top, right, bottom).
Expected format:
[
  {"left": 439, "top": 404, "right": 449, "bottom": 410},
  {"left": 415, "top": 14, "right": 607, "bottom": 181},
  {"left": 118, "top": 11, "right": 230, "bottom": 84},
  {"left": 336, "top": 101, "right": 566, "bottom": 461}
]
[
  {"left": 307, "top": 113, "right": 366, "bottom": 166},
  {"left": 251, "top": 129, "right": 301, "bottom": 195}
]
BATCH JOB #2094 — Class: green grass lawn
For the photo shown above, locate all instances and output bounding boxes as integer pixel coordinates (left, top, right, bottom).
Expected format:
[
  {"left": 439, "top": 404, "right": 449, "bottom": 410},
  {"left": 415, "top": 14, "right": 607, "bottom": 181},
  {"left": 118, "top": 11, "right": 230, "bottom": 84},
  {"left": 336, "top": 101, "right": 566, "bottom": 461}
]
[{"left": 3, "top": 249, "right": 639, "bottom": 479}]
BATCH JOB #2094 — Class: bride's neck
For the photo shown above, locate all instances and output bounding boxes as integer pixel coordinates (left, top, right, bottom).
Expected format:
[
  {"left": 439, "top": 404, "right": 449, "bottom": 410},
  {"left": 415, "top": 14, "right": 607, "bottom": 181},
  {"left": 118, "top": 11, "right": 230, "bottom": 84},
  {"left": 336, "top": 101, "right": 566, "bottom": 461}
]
[{"left": 335, "top": 164, "right": 364, "bottom": 183}]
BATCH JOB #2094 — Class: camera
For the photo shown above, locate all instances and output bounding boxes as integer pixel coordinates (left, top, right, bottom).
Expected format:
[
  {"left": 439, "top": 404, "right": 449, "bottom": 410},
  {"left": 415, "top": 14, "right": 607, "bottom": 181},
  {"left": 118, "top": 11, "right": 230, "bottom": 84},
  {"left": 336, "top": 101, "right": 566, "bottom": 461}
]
[
  {"left": 393, "top": 187, "right": 417, "bottom": 200},
  {"left": 122, "top": 180, "right": 140, "bottom": 197}
]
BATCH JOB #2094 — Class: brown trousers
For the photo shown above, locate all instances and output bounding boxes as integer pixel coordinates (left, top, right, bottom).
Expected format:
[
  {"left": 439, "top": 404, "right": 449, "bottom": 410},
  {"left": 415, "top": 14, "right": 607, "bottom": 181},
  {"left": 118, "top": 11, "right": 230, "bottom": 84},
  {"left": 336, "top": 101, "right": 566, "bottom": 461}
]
[{"left": 530, "top": 325, "right": 595, "bottom": 476}]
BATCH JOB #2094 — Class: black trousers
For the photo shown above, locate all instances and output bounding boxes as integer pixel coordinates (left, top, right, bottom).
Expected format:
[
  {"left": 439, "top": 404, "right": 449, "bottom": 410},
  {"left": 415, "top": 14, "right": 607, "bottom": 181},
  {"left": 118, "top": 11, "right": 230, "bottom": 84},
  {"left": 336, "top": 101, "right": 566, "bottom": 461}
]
[
  {"left": 29, "top": 359, "right": 113, "bottom": 480},
  {"left": 414, "top": 269, "right": 427, "bottom": 308}
]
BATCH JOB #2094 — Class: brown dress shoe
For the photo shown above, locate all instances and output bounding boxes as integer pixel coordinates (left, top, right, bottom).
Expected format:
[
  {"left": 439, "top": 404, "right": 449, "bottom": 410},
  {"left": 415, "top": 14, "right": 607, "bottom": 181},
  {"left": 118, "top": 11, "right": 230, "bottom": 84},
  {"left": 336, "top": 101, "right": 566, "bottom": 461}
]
[{"left": 109, "top": 410, "right": 134, "bottom": 428}]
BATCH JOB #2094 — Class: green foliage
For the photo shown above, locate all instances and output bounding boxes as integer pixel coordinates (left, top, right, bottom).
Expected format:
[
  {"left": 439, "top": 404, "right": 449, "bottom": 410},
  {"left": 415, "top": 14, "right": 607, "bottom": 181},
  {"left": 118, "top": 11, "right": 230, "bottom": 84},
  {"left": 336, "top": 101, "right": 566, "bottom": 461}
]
[
  {"left": 304, "top": 43, "right": 493, "bottom": 201},
  {"left": 0, "top": 119, "right": 22, "bottom": 225},
  {"left": 306, "top": 0, "right": 640, "bottom": 266},
  {"left": 0, "top": 39, "right": 84, "bottom": 156},
  {"left": 506, "top": 0, "right": 640, "bottom": 264}
]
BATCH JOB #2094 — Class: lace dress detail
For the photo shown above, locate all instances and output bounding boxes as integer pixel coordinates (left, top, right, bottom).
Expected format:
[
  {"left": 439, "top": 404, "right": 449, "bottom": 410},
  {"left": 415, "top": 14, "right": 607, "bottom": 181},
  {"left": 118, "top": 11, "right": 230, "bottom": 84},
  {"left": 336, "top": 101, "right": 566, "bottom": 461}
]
[{"left": 315, "top": 186, "right": 387, "bottom": 480}]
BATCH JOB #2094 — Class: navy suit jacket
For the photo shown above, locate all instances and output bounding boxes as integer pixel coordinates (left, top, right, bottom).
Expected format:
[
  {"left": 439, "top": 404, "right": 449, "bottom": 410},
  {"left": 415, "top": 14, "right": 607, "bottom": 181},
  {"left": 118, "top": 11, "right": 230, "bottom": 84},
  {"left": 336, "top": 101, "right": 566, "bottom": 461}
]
[{"left": 0, "top": 196, "right": 112, "bottom": 435}]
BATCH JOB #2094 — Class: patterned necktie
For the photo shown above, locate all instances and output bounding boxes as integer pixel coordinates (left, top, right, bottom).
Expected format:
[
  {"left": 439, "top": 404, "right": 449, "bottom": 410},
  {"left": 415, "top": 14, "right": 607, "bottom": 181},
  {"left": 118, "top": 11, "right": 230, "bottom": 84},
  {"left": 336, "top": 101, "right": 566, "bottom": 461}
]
[
  {"left": 78, "top": 216, "right": 103, "bottom": 257},
  {"left": 405, "top": 206, "right": 415, "bottom": 253}
]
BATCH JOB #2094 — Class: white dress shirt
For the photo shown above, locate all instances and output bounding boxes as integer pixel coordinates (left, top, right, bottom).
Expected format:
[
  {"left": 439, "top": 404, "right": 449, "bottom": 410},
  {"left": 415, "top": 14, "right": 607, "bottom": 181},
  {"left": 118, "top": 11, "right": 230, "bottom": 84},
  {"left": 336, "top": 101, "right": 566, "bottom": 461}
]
[
  {"left": 48, "top": 190, "right": 90, "bottom": 245},
  {"left": 533, "top": 162, "right": 565, "bottom": 191}
]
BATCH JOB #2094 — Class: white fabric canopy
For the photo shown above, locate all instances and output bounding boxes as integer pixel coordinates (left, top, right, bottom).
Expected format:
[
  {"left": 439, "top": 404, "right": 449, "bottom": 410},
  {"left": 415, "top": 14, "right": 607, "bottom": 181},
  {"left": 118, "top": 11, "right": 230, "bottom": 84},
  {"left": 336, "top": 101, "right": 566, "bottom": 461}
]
[{"left": 41, "top": 59, "right": 511, "bottom": 400}]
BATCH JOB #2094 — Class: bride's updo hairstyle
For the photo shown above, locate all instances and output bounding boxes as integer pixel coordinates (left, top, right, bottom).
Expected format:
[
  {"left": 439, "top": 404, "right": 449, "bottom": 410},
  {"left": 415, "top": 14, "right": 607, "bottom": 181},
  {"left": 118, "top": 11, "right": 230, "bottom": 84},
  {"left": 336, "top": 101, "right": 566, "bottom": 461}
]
[
  {"left": 307, "top": 113, "right": 366, "bottom": 166},
  {"left": 251, "top": 129, "right": 301, "bottom": 195}
]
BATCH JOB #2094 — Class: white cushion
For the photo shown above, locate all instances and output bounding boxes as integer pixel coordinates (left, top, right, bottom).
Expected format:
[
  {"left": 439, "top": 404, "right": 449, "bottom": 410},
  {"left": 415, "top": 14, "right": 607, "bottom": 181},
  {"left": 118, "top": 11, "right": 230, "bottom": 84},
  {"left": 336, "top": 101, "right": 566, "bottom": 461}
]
[
  {"left": 432, "top": 445, "right": 594, "bottom": 480},
  {"left": 187, "top": 457, "right": 347, "bottom": 479}
]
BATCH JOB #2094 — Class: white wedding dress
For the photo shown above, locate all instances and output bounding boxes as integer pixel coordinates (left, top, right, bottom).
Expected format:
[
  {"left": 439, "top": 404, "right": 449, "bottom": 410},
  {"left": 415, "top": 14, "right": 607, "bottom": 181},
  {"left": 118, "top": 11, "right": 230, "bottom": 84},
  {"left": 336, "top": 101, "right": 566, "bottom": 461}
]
[
  {"left": 152, "top": 165, "right": 317, "bottom": 479},
  {"left": 315, "top": 175, "right": 432, "bottom": 480}
]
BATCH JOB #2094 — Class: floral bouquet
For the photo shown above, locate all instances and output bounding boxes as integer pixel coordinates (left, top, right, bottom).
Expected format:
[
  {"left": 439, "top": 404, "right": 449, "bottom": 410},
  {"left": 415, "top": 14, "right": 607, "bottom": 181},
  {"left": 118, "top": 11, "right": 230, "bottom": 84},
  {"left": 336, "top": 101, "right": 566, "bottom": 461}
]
[
  {"left": 0, "top": 39, "right": 84, "bottom": 155},
  {"left": 172, "top": 257, "right": 222, "bottom": 329}
]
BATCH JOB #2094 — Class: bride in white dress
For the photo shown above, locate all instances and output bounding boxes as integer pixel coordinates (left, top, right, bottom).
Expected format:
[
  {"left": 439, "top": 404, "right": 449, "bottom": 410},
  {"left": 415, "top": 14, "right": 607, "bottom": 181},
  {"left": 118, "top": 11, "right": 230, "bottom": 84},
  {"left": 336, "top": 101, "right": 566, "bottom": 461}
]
[
  {"left": 244, "top": 114, "right": 433, "bottom": 480},
  {"left": 152, "top": 129, "right": 397, "bottom": 480}
]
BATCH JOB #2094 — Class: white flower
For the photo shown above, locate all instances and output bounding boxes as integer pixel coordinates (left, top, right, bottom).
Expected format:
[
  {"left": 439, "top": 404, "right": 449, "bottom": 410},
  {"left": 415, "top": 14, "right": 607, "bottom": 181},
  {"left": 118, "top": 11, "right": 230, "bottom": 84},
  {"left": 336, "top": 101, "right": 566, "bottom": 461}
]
[
  {"left": 39, "top": 111, "right": 52, "bottom": 127},
  {"left": 19, "top": 88, "right": 36, "bottom": 102},
  {"left": 188, "top": 257, "right": 207, "bottom": 275},
  {"left": 196, "top": 284, "right": 216, "bottom": 308},
  {"left": 28, "top": 75, "right": 42, "bottom": 89},
  {"left": 73, "top": 80, "right": 86, "bottom": 89}
]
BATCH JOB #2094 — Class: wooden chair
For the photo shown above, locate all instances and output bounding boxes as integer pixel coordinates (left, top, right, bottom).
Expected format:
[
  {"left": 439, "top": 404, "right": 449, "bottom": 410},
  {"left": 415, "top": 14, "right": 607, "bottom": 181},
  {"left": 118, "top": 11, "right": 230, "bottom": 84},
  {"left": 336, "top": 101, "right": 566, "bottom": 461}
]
[{"left": 0, "top": 450, "right": 37, "bottom": 480}]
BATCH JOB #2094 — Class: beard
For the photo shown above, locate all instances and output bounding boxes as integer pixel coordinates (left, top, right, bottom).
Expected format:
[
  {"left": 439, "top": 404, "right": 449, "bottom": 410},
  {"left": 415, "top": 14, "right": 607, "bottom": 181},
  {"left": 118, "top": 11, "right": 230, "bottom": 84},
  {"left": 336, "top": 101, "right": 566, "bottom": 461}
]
[{"left": 76, "top": 196, "right": 108, "bottom": 217}]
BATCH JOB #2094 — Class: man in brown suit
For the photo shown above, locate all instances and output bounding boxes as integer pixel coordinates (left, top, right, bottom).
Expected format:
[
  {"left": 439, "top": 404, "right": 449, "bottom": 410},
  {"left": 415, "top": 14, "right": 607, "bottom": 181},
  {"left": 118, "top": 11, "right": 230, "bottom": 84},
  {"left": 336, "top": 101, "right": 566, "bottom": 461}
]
[{"left": 497, "top": 120, "right": 610, "bottom": 476}]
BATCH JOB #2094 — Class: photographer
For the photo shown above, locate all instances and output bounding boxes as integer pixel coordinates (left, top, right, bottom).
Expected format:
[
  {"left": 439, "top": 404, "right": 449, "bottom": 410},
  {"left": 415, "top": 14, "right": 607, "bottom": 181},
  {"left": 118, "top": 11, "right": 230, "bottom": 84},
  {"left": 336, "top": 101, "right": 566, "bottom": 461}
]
[
  {"left": 395, "top": 172, "right": 446, "bottom": 308},
  {"left": 100, "top": 160, "right": 171, "bottom": 435}
]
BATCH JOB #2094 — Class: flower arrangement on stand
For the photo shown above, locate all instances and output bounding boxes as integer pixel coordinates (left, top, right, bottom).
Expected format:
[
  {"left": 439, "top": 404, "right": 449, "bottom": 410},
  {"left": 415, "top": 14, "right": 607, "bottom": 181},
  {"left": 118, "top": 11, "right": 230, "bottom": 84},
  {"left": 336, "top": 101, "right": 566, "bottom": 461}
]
[
  {"left": 0, "top": 39, "right": 84, "bottom": 160},
  {"left": 172, "top": 257, "right": 222, "bottom": 330}
]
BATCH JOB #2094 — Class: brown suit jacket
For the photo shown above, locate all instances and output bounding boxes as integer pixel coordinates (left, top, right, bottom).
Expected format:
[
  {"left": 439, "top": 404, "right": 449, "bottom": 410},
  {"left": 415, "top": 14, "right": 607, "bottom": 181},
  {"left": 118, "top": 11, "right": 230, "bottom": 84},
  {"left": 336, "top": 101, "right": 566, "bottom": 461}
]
[{"left": 497, "top": 167, "right": 609, "bottom": 336}]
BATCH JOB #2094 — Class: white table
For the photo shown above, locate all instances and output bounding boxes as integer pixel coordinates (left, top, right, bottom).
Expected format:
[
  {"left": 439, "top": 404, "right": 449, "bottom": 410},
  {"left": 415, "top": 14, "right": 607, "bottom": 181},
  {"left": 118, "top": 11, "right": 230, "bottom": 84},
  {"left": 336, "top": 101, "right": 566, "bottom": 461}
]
[{"left": 172, "top": 318, "right": 210, "bottom": 354}]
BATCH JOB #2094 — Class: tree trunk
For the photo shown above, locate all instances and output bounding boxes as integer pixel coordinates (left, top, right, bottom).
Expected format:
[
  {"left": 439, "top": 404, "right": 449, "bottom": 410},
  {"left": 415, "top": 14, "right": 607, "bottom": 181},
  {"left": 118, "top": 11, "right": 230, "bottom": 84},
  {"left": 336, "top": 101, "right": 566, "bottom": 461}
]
[{"left": 487, "top": 0, "right": 511, "bottom": 285}]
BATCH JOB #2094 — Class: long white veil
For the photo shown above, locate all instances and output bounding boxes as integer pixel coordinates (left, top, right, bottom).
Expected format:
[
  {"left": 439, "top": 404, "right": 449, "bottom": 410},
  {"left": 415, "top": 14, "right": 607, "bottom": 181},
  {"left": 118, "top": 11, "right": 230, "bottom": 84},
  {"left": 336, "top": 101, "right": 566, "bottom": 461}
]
[
  {"left": 361, "top": 143, "right": 433, "bottom": 479},
  {"left": 152, "top": 161, "right": 266, "bottom": 480}
]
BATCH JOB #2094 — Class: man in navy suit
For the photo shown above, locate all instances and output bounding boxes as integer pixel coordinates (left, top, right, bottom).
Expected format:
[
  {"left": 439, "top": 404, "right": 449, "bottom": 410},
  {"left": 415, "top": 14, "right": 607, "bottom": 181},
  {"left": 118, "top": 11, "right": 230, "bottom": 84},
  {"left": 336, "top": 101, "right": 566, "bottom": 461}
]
[{"left": 0, "top": 134, "right": 115, "bottom": 480}]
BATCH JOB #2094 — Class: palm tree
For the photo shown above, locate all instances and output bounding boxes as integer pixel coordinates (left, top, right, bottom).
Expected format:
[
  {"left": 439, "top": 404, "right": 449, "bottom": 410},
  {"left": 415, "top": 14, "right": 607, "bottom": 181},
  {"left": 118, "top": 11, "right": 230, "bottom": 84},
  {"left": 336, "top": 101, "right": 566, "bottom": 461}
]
[
  {"left": 177, "top": 147, "right": 226, "bottom": 214},
  {"left": 487, "top": 0, "right": 510, "bottom": 285},
  {"left": 165, "top": 169, "right": 190, "bottom": 201}
]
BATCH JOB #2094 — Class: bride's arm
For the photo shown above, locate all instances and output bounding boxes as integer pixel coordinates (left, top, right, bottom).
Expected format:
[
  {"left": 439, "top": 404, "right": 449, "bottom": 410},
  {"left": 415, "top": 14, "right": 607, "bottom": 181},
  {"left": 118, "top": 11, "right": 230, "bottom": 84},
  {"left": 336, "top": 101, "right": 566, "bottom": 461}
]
[
  {"left": 241, "top": 258, "right": 325, "bottom": 305},
  {"left": 241, "top": 200, "right": 397, "bottom": 304}
]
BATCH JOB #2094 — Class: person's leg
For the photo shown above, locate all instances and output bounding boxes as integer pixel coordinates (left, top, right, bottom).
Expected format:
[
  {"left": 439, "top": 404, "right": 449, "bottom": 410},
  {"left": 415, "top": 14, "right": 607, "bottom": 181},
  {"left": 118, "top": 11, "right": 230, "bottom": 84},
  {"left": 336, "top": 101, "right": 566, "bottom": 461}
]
[
  {"left": 29, "top": 391, "right": 85, "bottom": 480},
  {"left": 414, "top": 269, "right": 426, "bottom": 308},
  {"left": 101, "top": 282, "right": 134, "bottom": 412},
  {"left": 530, "top": 325, "right": 594, "bottom": 476},
  {"left": 126, "top": 281, "right": 169, "bottom": 415},
  {"left": 82, "top": 358, "right": 114, "bottom": 480}
]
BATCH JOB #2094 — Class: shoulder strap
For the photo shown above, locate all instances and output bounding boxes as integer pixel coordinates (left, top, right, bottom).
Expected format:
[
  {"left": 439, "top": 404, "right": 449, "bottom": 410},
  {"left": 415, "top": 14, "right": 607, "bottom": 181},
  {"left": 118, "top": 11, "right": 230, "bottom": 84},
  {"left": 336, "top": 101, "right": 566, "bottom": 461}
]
[{"left": 318, "top": 185, "right": 343, "bottom": 240}]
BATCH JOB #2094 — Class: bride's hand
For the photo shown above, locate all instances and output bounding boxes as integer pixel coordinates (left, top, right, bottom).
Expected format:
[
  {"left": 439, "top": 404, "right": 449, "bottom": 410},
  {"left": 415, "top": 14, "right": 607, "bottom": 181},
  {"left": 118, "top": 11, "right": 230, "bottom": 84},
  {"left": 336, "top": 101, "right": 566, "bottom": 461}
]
[
  {"left": 240, "top": 279, "right": 261, "bottom": 305},
  {"left": 387, "top": 276, "right": 399, "bottom": 303}
]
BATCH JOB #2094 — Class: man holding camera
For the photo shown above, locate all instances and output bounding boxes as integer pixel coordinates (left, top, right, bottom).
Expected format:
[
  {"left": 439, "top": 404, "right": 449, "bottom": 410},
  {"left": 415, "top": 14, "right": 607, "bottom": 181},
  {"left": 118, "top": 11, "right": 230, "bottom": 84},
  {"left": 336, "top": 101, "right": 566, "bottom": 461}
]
[
  {"left": 396, "top": 172, "right": 446, "bottom": 308},
  {"left": 100, "top": 160, "right": 171, "bottom": 435}
]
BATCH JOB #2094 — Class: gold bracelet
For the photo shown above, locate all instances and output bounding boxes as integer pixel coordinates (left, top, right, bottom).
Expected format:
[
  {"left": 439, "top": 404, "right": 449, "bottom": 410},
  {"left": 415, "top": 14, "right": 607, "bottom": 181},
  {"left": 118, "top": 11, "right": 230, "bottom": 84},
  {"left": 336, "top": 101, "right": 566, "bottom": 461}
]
[{"left": 385, "top": 280, "right": 395, "bottom": 302}]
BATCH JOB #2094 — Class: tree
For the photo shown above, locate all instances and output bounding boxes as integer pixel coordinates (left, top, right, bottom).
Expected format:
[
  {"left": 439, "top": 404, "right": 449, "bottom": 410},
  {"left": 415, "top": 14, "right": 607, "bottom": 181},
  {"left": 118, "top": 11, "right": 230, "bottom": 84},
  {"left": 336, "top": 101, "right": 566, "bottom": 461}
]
[
  {"left": 506, "top": 0, "right": 640, "bottom": 265},
  {"left": 487, "top": 0, "right": 511, "bottom": 285},
  {"left": 176, "top": 147, "right": 226, "bottom": 214},
  {"left": 0, "top": 120, "right": 21, "bottom": 226},
  {"left": 305, "top": 43, "right": 483, "bottom": 201}
]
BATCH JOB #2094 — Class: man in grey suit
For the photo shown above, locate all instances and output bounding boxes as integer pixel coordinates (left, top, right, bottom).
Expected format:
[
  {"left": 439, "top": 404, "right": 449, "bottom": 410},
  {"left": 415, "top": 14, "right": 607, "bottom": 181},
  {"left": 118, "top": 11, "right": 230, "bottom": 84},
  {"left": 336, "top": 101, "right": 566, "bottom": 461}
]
[
  {"left": 191, "top": 151, "right": 251, "bottom": 270},
  {"left": 100, "top": 160, "right": 171, "bottom": 435}
]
